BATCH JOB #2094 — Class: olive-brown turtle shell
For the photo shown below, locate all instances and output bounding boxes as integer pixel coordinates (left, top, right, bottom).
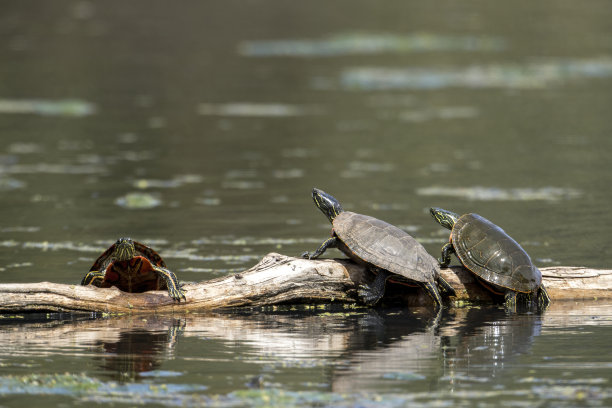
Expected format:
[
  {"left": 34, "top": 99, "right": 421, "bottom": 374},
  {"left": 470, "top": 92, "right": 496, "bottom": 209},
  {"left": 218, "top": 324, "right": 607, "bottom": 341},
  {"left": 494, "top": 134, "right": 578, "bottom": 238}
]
[
  {"left": 451, "top": 213, "right": 541, "bottom": 293},
  {"left": 332, "top": 211, "right": 437, "bottom": 284}
]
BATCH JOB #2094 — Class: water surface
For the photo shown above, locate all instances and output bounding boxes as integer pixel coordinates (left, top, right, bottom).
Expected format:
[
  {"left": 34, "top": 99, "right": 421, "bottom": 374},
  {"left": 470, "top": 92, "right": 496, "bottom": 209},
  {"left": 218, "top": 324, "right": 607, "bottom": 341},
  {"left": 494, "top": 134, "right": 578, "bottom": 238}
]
[{"left": 0, "top": 0, "right": 611, "bottom": 406}]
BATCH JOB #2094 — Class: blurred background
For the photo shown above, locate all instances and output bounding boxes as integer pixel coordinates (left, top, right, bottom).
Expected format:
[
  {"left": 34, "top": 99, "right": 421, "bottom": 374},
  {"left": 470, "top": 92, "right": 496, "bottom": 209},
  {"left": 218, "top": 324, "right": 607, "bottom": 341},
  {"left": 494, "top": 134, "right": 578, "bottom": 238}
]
[{"left": 1, "top": 0, "right": 611, "bottom": 285}]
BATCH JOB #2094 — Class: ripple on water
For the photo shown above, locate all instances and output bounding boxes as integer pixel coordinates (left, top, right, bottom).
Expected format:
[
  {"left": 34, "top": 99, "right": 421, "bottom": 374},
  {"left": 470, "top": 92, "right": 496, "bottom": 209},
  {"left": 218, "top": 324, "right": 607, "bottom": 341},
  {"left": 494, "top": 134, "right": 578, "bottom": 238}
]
[{"left": 416, "top": 186, "right": 582, "bottom": 201}]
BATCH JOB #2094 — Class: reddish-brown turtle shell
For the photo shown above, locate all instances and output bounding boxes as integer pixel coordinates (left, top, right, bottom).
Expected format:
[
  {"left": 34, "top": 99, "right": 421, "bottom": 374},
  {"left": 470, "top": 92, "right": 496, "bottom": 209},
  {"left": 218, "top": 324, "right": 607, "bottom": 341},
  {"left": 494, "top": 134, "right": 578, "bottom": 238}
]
[{"left": 90, "top": 241, "right": 168, "bottom": 293}]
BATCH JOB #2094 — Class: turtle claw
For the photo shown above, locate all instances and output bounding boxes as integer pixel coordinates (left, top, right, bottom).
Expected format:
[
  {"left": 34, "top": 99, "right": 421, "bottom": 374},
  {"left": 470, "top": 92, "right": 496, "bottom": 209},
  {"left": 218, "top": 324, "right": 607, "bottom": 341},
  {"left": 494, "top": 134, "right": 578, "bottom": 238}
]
[
  {"left": 168, "top": 285, "right": 186, "bottom": 303},
  {"left": 300, "top": 251, "right": 311, "bottom": 259},
  {"left": 357, "top": 284, "right": 380, "bottom": 306}
]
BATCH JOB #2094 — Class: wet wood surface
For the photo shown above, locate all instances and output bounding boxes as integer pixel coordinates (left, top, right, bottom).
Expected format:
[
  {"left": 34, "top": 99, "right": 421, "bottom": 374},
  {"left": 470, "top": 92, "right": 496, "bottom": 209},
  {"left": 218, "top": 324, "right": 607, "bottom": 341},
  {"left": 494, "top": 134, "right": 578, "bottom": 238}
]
[{"left": 0, "top": 253, "right": 609, "bottom": 314}]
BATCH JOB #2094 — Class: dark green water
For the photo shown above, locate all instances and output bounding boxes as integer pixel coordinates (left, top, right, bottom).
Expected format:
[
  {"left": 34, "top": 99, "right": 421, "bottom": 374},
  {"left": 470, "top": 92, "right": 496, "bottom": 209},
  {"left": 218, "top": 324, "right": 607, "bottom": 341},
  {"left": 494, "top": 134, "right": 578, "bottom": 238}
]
[{"left": 1, "top": 0, "right": 611, "bottom": 406}]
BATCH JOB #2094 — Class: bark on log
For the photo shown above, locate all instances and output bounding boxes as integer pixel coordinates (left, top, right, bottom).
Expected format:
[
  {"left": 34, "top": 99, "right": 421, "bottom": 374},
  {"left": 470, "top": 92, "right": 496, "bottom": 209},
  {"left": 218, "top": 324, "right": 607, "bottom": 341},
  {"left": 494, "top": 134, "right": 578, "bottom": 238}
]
[{"left": 0, "top": 253, "right": 609, "bottom": 314}]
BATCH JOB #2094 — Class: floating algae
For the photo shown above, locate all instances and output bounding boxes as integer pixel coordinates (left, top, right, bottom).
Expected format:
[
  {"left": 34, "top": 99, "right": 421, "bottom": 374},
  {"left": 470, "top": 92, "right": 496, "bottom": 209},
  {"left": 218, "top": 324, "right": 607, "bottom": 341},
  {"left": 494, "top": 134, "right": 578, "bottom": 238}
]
[
  {"left": 239, "top": 32, "right": 506, "bottom": 57},
  {"left": 115, "top": 192, "right": 162, "bottom": 209},
  {"left": 0, "top": 99, "right": 95, "bottom": 117},
  {"left": 338, "top": 58, "right": 612, "bottom": 90},
  {"left": 197, "top": 103, "right": 321, "bottom": 117},
  {"left": 416, "top": 186, "right": 582, "bottom": 201}
]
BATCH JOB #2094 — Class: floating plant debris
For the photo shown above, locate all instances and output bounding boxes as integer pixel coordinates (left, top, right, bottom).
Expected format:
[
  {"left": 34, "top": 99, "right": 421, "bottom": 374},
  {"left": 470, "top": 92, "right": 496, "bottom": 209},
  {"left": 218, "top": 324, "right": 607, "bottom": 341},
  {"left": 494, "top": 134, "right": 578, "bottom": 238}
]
[
  {"left": 132, "top": 174, "right": 204, "bottom": 189},
  {"left": 0, "top": 98, "right": 95, "bottom": 117},
  {"left": 197, "top": 103, "right": 321, "bottom": 117},
  {"left": 338, "top": 58, "right": 612, "bottom": 90},
  {"left": 115, "top": 192, "right": 162, "bottom": 209},
  {"left": 239, "top": 32, "right": 506, "bottom": 57},
  {"left": 0, "top": 177, "right": 25, "bottom": 191},
  {"left": 416, "top": 186, "right": 582, "bottom": 201}
]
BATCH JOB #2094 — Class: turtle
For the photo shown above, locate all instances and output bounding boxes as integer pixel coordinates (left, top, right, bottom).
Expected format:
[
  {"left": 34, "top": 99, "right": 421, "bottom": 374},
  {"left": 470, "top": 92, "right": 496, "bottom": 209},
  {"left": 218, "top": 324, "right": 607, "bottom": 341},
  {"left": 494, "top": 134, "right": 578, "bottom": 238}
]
[
  {"left": 80, "top": 237, "right": 186, "bottom": 302},
  {"left": 301, "top": 188, "right": 455, "bottom": 308},
  {"left": 430, "top": 207, "right": 550, "bottom": 308}
]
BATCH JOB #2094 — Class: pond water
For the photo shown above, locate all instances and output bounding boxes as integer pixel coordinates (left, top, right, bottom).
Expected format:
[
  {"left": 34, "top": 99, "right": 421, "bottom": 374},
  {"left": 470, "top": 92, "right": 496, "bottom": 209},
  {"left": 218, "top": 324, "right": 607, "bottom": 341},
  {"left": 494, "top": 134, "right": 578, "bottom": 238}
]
[{"left": 0, "top": 0, "right": 611, "bottom": 406}]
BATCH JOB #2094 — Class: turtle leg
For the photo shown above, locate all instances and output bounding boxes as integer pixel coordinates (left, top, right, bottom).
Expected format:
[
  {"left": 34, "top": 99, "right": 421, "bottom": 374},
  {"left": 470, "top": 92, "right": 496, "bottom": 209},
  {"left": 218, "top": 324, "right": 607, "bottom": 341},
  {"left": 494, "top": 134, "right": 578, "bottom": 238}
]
[
  {"left": 357, "top": 268, "right": 391, "bottom": 306},
  {"left": 301, "top": 237, "right": 338, "bottom": 260},
  {"left": 80, "top": 271, "right": 105, "bottom": 287},
  {"left": 436, "top": 275, "right": 456, "bottom": 297},
  {"left": 504, "top": 291, "right": 518, "bottom": 310},
  {"left": 421, "top": 281, "right": 444, "bottom": 310},
  {"left": 438, "top": 243, "right": 455, "bottom": 267},
  {"left": 153, "top": 266, "right": 186, "bottom": 302},
  {"left": 537, "top": 285, "right": 551, "bottom": 308}
]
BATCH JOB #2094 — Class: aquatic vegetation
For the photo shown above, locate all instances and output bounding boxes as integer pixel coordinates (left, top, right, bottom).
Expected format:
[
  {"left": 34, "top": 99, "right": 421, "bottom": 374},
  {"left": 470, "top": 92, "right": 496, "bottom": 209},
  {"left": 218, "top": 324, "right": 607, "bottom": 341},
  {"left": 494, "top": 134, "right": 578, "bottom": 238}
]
[
  {"left": 338, "top": 58, "right": 612, "bottom": 90},
  {"left": 197, "top": 103, "right": 321, "bottom": 117},
  {"left": 416, "top": 186, "right": 582, "bottom": 201},
  {"left": 0, "top": 176, "right": 26, "bottom": 191},
  {"left": 115, "top": 192, "right": 163, "bottom": 209},
  {"left": 0, "top": 99, "right": 95, "bottom": 117},
  {"left": 398, "top": 106, "right": 480, "bottom": 123},
  {"left": 132, "top": 174, "right": 204, "bottom": 189},
  {"left": 239, "top": 32, "right": 506, "bottom": 57}
]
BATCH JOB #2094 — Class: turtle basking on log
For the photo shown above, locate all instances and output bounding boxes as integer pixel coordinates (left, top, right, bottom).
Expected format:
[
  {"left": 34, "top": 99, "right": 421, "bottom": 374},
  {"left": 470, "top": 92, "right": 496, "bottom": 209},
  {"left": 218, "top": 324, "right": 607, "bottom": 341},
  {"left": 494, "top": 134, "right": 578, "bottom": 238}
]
[
  {"left": 302, "top": 188, "right": 455, "bottom": 308},
  {"left": 430, "top": 207, "right": 550, "bottom": 308},
  {"left": 80, "top": 237, "right": 186, "bottom": 302}
]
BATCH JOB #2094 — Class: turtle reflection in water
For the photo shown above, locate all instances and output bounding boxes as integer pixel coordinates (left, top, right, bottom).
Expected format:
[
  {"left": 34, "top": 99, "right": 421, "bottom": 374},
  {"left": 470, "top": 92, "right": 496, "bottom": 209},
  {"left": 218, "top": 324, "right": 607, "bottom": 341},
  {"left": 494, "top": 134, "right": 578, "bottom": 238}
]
[
  {"left": 430, "top": 207, "right": 550, "bottom": 308},
  {"left": 302, "top": 188, "right": 455, "bottom": 308},
  {"left": 80, "top": 237, "right": 186, "bottom": 302}
]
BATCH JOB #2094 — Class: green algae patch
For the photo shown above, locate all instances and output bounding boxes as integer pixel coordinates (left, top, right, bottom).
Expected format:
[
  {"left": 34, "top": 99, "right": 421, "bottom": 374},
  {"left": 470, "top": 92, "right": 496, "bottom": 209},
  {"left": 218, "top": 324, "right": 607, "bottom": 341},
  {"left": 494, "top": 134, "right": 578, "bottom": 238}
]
[{"left": 0, "top": 373, "right": 102, "bottom": 395}]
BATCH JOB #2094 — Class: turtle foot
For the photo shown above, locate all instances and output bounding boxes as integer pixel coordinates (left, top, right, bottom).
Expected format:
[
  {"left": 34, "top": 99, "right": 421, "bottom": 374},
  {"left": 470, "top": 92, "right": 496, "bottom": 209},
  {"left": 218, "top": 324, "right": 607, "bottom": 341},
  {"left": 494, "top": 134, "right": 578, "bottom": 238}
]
[
  {"left": 168, "top": 286, "right": 187, "bottom": 303},
  {"left": 358, "top": 284, "right": 382, "bottom": 306},
  {"left": 300, "top": 251, "right": 311, "bottom": 259}
]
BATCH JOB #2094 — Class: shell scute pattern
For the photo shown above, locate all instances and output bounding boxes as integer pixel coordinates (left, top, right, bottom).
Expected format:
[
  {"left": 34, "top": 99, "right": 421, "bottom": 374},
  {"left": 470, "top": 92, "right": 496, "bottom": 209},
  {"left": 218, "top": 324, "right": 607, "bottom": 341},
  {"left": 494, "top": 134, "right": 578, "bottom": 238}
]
[
  {"left": 333, "top": 211, "right": 436, "bottom": 283},
  {"left": 453, "top": 213, "right": 541, "bottom": 293}
]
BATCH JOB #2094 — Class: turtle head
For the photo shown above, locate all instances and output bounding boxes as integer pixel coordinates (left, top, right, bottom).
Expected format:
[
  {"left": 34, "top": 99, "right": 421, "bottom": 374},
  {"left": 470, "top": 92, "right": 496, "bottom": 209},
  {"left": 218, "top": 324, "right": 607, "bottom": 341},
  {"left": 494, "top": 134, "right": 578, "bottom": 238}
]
[
  {"left": 430, "top": 207, "right": 459, "bottom": 230},
  {"left": 114, "top": 237, "right": 135, "bottom": 261},
  {"left": 312, "top": 188, "right": 343, "bottom": 223}
]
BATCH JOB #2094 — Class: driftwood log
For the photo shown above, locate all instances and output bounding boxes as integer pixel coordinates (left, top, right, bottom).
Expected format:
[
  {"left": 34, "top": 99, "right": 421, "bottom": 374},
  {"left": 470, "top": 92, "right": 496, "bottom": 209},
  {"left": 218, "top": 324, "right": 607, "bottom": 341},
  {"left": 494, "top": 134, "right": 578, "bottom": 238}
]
[{"left": 0, "top": 253, "right": 610, "bottom": 314}]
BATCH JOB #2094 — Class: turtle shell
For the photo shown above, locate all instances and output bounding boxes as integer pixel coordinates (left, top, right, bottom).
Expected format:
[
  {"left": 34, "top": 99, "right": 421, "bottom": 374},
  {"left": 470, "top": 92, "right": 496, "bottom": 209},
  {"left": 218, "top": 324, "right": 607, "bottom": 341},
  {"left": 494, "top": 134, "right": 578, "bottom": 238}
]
[
  {"left": 332, "top": 211, "right": 437, "bottom": 284},
  {"left": 91, "top": 241, "right": 167, "bottom": 293},
  {"left": 451, "top": 213, "right": 541, "bottom": 293}
]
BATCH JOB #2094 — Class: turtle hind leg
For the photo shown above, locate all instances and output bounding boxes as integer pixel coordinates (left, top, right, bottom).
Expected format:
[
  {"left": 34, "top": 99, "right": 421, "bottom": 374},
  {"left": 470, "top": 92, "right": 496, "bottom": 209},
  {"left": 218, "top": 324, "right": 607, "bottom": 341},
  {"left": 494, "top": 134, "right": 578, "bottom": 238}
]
[
  {"left": 358, "top": 269, "right": 391, "bottom": 306},
  {"left": 537, "top": 285, "right": 551, "bottom": 309},
  {"left": 421, "top": 281, "right": 444, "bottom": 310},
  {"left": 81, "top": 271, "right": 105, "bottom": 287},
  {"left": 153, "top": 266, "right": 186, "bottom": 302},
  {"left": 504, "top": 291, "right": 518, "bottom": 311},
  {"left": 436, "top": 275, "right": 456, "bottom": 298}
]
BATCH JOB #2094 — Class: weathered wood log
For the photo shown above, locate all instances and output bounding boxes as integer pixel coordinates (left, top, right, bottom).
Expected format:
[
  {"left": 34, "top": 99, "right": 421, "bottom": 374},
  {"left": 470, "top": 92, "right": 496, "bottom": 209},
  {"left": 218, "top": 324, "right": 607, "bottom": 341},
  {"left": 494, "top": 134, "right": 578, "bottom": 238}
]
[{"left": 0, "top": 253, "right": 609, "bottom": 314}]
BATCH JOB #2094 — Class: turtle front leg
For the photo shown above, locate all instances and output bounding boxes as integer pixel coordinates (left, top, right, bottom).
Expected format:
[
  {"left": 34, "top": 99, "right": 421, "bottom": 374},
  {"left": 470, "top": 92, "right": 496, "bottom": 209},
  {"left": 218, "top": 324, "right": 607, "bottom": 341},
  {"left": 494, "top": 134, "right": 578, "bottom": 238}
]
[
  {"left": 153, "top": 266, "right": 186, "bottom": 302},
  {"left": 301, "top": 237, "right": 338, "bottom": 260},
  {"left": 358, "top": 268, "right": 391, "bottom": 306},
  {"left": 438, "top": 243, "right": 455, "bottom": 267},
  {"left": 81, "top": 271, "right": 105, "bottom": 287}
]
